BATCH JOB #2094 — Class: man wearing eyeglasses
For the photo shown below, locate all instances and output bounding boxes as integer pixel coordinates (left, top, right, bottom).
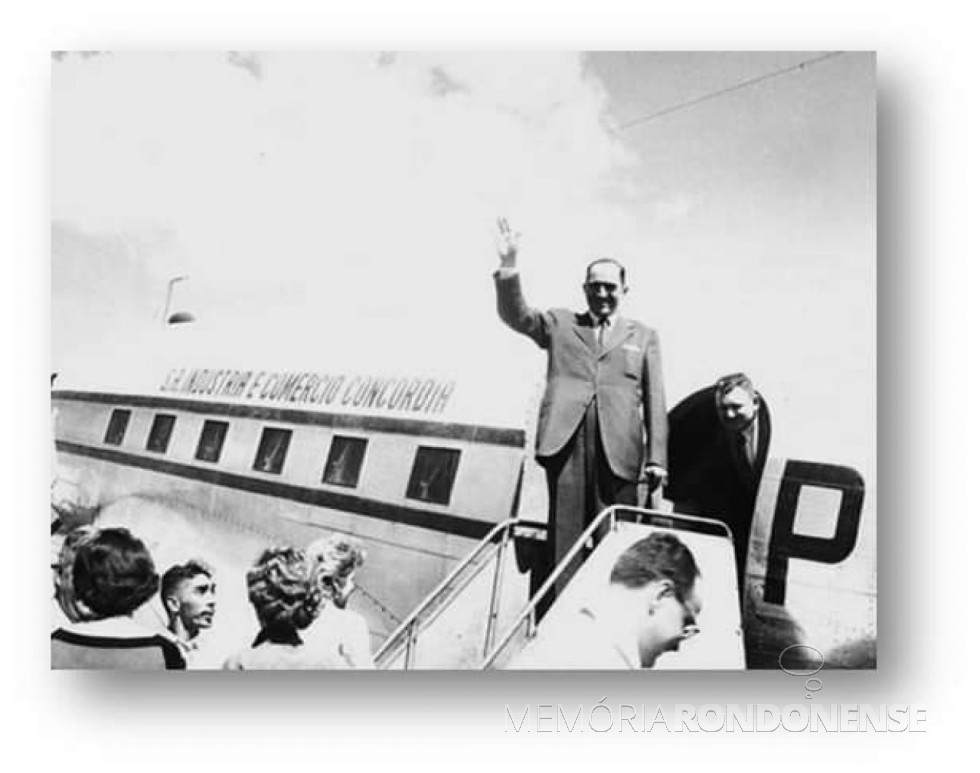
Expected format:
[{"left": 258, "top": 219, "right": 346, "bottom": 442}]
[
  {"left": 493, "top": 218, "right": 668, "bottom": 615},
  {"left": 509, "top": 532, "right": 702, "bottom": 669}
]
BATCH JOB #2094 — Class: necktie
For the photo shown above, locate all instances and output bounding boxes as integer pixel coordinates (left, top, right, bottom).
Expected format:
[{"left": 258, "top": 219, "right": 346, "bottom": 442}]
[
  {"left": 740, "top": 429, "right": 755, "bottom": 468},
  {"left": 598, "top": 318, "right": 608, "bottom": 348}
]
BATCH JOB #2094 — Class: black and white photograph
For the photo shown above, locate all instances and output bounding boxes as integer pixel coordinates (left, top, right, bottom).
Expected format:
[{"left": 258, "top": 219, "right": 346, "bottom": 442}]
[{"left": 49, "top": 50, "right": 876, "bottom": 672}]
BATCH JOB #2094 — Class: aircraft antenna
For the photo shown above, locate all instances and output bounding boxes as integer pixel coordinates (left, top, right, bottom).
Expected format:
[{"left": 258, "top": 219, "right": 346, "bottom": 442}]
[{"left": 613, "top": 51, "right": 845, "bottom": 132}]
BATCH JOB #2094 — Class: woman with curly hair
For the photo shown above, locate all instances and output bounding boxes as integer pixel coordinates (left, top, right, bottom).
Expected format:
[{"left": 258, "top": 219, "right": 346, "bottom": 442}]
[
  {"left": 224, "top": 546, "right": 349, "bottom": 669},
  {"left": 304, "top": 533, "right": 374, "bottom": 668},
  {"left": 51, "top": 527, "right": 185, "bottom": 669}
]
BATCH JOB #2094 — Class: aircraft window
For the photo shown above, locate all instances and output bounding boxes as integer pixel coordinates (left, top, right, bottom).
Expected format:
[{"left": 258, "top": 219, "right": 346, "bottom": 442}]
[
  {"left": 103, "top": 409, "right": 131, "bottom": 446},
  {"left": 195, "top": 420, "right": 229, "bottom": 463},
  {"left": 406, "top": 446, "right": 461, "bottom": 506},
  {"left": 322, "top": 436, "right": 368, "bottom": 488},
  {"left": 253, "top": 427, "right": 292, "bottom": 475},
  {"left": 146, "top": 413, "right": 176, "bottom": 453}
]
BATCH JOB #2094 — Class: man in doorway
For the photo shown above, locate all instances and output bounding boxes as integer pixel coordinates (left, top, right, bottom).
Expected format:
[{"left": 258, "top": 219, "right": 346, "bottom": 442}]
[{"left": 666, "top": 372, "right": 771, "bottom": 588}]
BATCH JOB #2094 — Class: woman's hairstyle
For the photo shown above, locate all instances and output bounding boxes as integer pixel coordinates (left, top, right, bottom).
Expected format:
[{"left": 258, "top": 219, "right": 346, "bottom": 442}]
[
  {"left": 307, "top": 533, "right": 365, "bottom": 607},
  {"left": 72, "top": 527, "right": 160, "bottom": 618},
  {"left": 53, "top": 525, "right": 100, "bottom": 623},
  {"left": 307, "top": 533, "right": 366, "bottom": 582},
  {"left": 246, "top": 547, "right": 322, "bottom": 633}
]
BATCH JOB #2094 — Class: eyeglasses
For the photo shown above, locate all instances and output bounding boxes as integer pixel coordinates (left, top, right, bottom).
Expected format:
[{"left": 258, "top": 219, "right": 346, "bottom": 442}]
[
  {"left": 585, "top": 281, "right": 620, "bottom": 293},
  {"left": 675, "top": 593, "right": 701, "bottom": 640}
]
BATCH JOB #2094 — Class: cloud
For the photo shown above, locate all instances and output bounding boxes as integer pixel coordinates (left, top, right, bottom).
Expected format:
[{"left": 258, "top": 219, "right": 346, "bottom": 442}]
[
  {"left": 52, "top": 52, "right": 638, "bottom": 357},
  {"left": 51, "top": 52, "right": 876, "bottom": 478},
  {"left": 226, "top": 51, "right": 263, "bottom": 81}
]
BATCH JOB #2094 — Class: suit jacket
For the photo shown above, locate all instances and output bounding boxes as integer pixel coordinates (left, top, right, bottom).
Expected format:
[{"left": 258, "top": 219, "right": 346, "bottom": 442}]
[
  {"left": 494, "top": 271, "right": 667, "bottom": 480},
  {"left": 665, "top": 386, "right": 771, "bottom": 571}
]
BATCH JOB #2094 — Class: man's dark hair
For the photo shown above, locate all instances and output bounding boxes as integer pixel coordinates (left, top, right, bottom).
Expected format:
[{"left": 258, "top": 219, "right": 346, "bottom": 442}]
[
  {"left": 72, "top": 527, "right": 159, "bottom": 618},
  {"left": 584, "top": 258, "right": 627, "bottom": 287},
  {"left": 161, "top": 559, "right": 214, "bottom": 603},
  {"left": 714, "top": 372, "right": 756, "bottom": 400},
  {"left": 609, "top": 533, "right": 700, "bottom": 601}
]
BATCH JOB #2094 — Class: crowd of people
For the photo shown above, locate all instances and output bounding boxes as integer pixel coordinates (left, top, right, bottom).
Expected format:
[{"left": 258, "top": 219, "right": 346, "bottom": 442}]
[
  {"left": 48, "top": 221, "right": 770, "bottom": 672},
  {"left": 50, "top": 517, "right": 707, "bottom": 671},
  {"left": 51, "top": 523, "right": 374, "bottom": 670}
]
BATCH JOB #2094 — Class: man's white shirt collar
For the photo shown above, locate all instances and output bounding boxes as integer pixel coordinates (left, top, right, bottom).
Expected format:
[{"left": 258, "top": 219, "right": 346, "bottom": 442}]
[
  {"left": 587, "top": 311, "right": 617, "bottom": 327},
  {"left": 588, "top": 312, "right": 618, "bottom": 344}
]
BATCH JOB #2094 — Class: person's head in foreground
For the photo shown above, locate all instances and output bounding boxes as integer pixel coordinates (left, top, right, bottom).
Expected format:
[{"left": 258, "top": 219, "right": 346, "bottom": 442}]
[
  {"left": 53, "top": 525, "right": 100, "bottom": 623},
  {"left": 306, "top": 533, "right": 365, "bottom": 610},
  {"left": 160, "top": 559, "right": 217, "bottom": 641},
  {"left": 608, "top": 532, "right": 702, "bottom": 668},
  {"left": 246, "top": 547, "right": 322, "bottom": 643},
  {"left": 72, "top": 527, "right": 160, "bottom": 620}
]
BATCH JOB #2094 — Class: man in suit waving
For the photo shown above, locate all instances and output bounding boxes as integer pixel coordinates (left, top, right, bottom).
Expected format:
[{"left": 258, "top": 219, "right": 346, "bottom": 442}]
[{"left": 493, "top": 218, "right": 668, "bottom": 610}]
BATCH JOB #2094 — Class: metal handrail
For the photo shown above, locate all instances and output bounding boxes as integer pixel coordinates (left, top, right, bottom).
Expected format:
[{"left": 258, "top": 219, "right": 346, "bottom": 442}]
[
  {"left": 372, "top": 517, "right": 545, "bottom": 668},
  {"left": 612, "top": 506, "right": 734, "bottom": 540},
  {"left": 480, "top": 505, "right": 733, "bottom": 669}
]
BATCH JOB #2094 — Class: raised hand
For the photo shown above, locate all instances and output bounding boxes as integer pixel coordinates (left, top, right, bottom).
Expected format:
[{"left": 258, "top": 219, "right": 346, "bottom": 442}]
[{"left": 495, "top": 216, "right": 521, "bottom": 269}]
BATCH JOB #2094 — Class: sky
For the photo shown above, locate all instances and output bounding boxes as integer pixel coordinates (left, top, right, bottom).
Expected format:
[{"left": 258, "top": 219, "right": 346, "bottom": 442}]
[{"left": 51, "top": 51, "right": 875, "bottom": 477}]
